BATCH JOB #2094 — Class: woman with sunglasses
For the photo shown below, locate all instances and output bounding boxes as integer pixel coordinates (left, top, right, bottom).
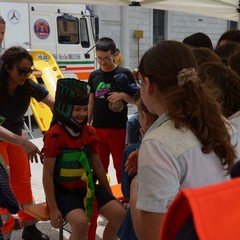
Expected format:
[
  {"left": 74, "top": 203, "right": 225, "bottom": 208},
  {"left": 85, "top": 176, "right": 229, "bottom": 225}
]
[{"left": 0, "top": 46, "right": 54, "bottom": 240}]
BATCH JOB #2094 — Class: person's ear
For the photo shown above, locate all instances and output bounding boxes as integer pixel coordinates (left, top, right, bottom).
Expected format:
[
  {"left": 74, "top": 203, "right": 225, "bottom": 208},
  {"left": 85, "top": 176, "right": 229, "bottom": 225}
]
[{"left": 144, "top": 76, "right": 154, "bottom": 94}]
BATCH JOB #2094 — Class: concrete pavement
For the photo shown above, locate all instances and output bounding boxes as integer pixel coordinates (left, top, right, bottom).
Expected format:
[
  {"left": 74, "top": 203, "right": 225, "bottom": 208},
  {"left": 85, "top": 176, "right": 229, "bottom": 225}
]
[{"left": 11, "top": 137, "right": 118, "bottom": 240}]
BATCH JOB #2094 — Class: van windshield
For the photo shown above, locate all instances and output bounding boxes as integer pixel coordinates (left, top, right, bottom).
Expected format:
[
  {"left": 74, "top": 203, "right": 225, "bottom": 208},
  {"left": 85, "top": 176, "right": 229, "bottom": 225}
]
[{"left": 57, "top": 15, "right": 79, "bottom": 44}]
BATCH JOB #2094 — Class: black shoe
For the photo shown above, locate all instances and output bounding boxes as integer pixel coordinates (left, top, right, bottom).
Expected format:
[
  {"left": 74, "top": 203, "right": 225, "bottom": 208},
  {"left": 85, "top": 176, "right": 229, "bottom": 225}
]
[
  {"left": 13, "top": 218, "right": 22, "bottom": 230},
  {"left": 22, "top": 225, "right": 49, "bottom": 240}
]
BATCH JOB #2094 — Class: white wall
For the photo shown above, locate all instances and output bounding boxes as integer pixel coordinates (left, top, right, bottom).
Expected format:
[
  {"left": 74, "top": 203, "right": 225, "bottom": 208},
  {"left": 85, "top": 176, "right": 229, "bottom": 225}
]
[
  {"left": 93, "top": 5, "right": 230, "bottom": 70},
  {"left": 93, "top": 5, "right": 153, "bottom": 69},
  {"left": 167, "top": 12, "right": 228, "bottom": 48}
]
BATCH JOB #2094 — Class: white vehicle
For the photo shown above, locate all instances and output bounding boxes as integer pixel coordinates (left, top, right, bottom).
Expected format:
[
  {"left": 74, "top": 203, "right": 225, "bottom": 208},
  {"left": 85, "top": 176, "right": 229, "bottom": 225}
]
[{"left": 0, "top": 2, "right": 99, "bottom": 81}]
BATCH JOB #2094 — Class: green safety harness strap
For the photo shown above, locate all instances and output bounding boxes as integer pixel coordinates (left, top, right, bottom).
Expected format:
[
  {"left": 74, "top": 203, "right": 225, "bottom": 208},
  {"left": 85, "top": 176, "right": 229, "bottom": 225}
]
[{"left": 77, "top": 151, "right": 95, "bottom": 220}]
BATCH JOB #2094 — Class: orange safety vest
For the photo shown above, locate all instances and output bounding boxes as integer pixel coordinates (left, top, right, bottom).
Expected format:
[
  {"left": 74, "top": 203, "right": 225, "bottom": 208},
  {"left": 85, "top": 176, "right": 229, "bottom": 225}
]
[{"left": 160, "top": 177, "right": 240, "bottom": 240}]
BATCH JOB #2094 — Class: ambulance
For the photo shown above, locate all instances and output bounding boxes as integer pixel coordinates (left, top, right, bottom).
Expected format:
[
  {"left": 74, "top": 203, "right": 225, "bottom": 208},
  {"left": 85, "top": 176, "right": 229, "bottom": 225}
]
[{"left": 0, "top": 2, "right": 99, "bottom": 81}]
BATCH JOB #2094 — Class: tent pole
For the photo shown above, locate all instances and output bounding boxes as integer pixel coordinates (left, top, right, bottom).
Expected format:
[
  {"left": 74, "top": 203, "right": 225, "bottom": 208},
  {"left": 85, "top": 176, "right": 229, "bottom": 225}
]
[{"left": 121, "top": 6, "right": 130, "bottom": 68}]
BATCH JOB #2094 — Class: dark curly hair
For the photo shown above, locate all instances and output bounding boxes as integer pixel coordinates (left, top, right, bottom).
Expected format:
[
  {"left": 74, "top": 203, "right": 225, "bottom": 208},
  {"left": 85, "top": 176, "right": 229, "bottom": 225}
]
[{"left": 0, "top": 46, "right": 33, "bottom": 106}]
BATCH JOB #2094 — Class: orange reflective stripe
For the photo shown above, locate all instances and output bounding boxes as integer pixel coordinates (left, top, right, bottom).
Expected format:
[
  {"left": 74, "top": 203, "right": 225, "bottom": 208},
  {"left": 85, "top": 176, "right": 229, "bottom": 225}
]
[{"left": 76, "top": 72, "right": 91, "bottom": 80}]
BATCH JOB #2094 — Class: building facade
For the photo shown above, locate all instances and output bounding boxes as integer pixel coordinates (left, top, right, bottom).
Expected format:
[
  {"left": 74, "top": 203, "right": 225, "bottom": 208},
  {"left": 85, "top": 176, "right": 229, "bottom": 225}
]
[{"left": 93, "top": 5, "right": 233, "bottom": 70}]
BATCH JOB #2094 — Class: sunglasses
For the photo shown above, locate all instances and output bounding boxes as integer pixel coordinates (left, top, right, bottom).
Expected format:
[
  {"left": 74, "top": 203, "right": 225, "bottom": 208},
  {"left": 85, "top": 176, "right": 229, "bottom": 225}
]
[
  {"left": 96, "top": 55, "right": 113, "bottom": 63},
  {"left": 17, "top": 67, "right": 33, "bottom": 76}
]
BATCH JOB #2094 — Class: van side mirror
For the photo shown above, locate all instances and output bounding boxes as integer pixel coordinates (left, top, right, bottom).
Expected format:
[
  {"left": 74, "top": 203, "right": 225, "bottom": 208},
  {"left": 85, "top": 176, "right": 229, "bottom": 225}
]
[
  {"left": 95, "top": 17, "right": 99, "bottom": 42},
  {"left": 91, "top": 16, "right": 99, "bottom": 42}
]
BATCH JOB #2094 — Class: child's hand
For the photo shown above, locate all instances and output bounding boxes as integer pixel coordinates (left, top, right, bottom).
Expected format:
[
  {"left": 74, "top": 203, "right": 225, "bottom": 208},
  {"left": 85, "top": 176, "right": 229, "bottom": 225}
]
[
  {"left": 107, "top": 92, "right": 124, "bottom": 103},
  {"left": 125, "top": 149, "right": 138, "bottom": 176},
  {"left": 50, "top": 209, "right": 63, "bottom": 229}
]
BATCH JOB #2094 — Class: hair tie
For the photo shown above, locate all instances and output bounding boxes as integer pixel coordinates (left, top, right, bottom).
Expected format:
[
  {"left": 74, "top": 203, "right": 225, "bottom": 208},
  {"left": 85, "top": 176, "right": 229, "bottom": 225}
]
[{"left": 177, "top": 68, "right": 198, "bottom": 87}]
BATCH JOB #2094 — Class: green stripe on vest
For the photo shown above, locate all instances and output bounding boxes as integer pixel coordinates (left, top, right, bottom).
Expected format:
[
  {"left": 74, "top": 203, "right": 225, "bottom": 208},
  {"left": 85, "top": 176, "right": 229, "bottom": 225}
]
[{"left": 55, "top": 149, "right": 94, "bottom": 220}]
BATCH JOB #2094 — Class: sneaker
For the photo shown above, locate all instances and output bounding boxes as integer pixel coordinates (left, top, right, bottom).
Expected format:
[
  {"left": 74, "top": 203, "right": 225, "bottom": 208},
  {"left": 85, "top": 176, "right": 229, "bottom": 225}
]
[
  {"left": 22, "top": 225, "right": 49, "bottom": 240},
  {"left": 0, "top": 156, "right": 19, "bottom": 214}
]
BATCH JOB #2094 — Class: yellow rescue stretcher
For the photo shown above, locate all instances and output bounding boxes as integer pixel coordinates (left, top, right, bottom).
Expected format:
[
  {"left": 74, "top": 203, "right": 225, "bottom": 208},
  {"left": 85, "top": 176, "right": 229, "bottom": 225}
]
[{"left": 29, "top": 49, "right": 64, "bottom": 133}]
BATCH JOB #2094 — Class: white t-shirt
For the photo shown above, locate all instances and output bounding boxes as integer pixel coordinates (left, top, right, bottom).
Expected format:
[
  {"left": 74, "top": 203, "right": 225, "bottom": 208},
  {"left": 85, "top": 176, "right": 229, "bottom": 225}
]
[
  {"left": 136, "top": 114, "right": 240, "bottom": 213},
  {"left": 229, "top": 111, "right": 240, "bottom": 133}
]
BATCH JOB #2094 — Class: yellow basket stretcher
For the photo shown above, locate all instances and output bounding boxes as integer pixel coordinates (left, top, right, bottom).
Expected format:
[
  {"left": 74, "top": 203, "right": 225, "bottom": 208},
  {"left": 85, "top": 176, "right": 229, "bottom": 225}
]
[{"left": 29, "top": 49, "right": 64, "bottom": 133}]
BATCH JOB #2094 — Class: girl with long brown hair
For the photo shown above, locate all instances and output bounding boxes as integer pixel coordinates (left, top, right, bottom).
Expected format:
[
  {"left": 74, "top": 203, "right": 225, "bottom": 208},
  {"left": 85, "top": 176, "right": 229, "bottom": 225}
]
[{"left": 130, "top": 41, "right": 240, "bottom": 240}]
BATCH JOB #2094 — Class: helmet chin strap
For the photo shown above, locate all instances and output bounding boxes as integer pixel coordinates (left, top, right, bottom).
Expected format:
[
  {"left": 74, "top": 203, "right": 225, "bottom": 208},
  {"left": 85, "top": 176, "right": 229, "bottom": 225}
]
[
  {"left": 70, "top": 117, "right": 88, "bottom": 133},
  {"left": 59, "top": 117, "right": 88, "bottom": 136},
  {"left": 67, "top": 117, "right": 88, "bottom": 132},
  {"left": 62, "top": 124, "right": 81, "bottom": 137}
]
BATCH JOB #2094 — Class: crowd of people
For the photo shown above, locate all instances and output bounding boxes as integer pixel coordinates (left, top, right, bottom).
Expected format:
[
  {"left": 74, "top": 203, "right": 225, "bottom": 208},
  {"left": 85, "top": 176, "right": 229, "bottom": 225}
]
[{"left": 0, "top": 12, "right": 240, "bottom": 240}]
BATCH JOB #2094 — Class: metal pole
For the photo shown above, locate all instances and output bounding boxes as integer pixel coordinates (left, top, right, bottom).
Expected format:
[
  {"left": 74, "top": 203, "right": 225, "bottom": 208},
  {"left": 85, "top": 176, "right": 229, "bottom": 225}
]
[{"left": 121, "top": 6, "right": 130, "bottom": 68}]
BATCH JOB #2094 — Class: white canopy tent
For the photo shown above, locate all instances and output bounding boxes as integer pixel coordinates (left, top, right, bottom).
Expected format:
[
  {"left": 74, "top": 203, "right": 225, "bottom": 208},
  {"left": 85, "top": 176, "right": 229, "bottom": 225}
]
[
  {"left": 1, "top": 0, "right": 239, "bottom": 68},
  {"left": 0, "top": 0, "right": 239, "bottom": 22}
]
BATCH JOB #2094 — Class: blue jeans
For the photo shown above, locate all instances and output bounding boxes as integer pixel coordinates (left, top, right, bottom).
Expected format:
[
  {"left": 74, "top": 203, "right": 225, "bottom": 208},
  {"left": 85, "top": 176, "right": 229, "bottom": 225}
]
[
  {"left": 118, "top": 208, "right": 138, "bottom": 240},
  {"left": 121, "top": 143, "right": 140, "bottom": 199},
  {"left": 118, "top": 143, "right": 140, "bottom": 240}
]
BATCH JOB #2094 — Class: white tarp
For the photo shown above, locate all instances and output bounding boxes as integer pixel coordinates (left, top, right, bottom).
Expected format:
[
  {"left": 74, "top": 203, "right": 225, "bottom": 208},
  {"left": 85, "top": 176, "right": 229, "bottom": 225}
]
[
  {"left": 0, "top": 0, "right": 239, "bottom": 22},
  {"left": 143, "top": 0, "right": 239, "bottom": 22}
]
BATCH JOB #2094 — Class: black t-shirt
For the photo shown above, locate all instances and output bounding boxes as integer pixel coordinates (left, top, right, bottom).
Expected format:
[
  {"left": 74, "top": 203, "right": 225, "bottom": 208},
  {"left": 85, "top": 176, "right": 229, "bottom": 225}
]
[
  {"left": 0, "top": 79, "right": 49, "bottom": 135},
  {"left": 88, "top": 66, "right": 135, "bottom": 129}
]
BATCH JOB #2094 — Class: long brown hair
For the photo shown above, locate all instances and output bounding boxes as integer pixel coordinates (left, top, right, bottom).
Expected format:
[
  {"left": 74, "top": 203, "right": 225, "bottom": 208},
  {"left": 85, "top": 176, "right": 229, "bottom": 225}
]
[
  {"left": 191, "top": 47, "right": 221, "bottom": 66},
  {"left": 229, "top": 51, "right": 240, "bottom": 76},
  {"left": 198, "top": 62, "right": 240, "bottom": 118},
  {"left": 138, "top": 40, "right": 236, "bottom": 170}
]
